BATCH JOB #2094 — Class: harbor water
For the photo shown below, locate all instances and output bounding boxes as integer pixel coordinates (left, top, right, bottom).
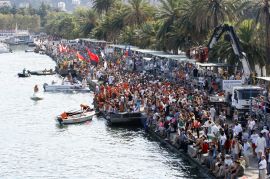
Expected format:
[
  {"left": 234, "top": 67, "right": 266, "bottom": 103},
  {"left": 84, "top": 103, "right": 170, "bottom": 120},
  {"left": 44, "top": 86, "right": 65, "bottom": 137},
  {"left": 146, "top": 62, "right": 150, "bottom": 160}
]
[{"left": 0, "top": 47, "right": 207, "bottom": 178}]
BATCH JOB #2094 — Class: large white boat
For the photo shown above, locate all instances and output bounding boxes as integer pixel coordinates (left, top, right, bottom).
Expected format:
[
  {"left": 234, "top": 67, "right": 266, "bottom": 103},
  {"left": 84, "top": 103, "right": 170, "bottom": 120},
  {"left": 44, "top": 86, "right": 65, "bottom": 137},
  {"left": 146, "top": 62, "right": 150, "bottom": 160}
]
[
  {"left": 0, "top": 42, "right": 10, "bottom": 53},
  {"left": 43, "top": 81, "right": 90, "bottom": 92}
]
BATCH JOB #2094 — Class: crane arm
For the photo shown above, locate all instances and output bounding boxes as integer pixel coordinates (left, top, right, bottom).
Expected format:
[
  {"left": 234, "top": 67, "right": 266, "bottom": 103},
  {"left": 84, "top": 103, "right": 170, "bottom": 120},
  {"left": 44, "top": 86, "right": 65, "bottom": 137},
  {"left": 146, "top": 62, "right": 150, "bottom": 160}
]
[{"left": 207, "top": 24, "right": 251, "bottom": 79}]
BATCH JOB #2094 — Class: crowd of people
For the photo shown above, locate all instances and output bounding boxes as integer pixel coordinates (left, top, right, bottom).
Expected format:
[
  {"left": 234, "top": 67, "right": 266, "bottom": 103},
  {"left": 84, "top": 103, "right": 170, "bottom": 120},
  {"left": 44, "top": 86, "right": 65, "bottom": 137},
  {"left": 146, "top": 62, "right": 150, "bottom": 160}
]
[{"left": 42, "top": 37, "right": 270, "bottom": 179}]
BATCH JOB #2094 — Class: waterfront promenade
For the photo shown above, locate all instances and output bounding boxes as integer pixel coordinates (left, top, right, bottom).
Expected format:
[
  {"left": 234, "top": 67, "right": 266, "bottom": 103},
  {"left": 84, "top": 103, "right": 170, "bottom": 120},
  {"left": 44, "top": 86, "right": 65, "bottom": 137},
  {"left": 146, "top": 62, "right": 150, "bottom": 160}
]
[{"left": 39, "top": 37, "right": 269, "bottom": 179}]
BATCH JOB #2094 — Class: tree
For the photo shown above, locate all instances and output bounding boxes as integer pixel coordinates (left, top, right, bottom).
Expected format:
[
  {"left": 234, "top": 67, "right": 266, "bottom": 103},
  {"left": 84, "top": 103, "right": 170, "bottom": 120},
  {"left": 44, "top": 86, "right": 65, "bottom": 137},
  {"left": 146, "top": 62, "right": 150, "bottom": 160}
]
[
  {"left": 156, "top": 0, "right": 186, "bottom": 53},
  {"left": 92, "top": 0, "right": 116, "bottom": 15},
  {"left": 123, "top": 0, "right": 154, "bottom": 26},
  {"left": 186, "top": 0, "right": 237, "bottom": 33},
  {"left": 247, "top": 0, "right": 270, "bottom": 68},
  {"left": 74, "top": 8, "right": 97, "bottom": 37}
]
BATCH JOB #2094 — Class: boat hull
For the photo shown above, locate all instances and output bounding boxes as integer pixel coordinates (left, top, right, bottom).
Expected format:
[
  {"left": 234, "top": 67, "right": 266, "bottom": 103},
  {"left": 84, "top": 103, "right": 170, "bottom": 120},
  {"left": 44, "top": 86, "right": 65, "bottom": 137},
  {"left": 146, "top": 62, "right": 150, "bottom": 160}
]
[
  {"left": 18, "top": 73, "right": 30, "bottom": 77},
  {"left": 43, "top": 83, "right": 90, "bottom": 92},
  {"left": 28, "top": 70, "right": 56, "bottom": 76},
  {"left": 56, "top": 111, "right": 95, "bottom": 125},
  {"left": 105, "top": 112, "right": 146, "bottom": 126}
]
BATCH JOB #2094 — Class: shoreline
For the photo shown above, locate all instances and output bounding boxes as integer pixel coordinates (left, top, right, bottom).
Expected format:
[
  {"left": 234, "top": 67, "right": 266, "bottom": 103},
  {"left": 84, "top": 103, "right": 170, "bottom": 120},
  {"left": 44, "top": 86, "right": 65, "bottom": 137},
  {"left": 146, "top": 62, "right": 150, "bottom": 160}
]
[{"left": 39, "top": 39, "right": 260, "bottom": 179}]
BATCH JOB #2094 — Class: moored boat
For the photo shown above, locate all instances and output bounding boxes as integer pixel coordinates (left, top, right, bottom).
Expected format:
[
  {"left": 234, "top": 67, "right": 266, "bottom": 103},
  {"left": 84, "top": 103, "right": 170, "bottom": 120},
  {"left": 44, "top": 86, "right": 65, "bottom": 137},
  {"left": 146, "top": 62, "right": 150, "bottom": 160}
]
[
  {"left": 28, "top": 70, "right": 56, "bottom": 76},
  {"left": 105, "top": 112, "right": 147, "bottom": 126},
  {"left": 43, "top": 81, "right": 90, "bottom": 92},
  {"left": 18, "top": 72, "right": 30, "bottom": 77},
  {"left": 25, "top": 49, "right": 34, "bottom": 53},
  {"left": 56, "top": 110, "right": 95, "bottom": 125}
]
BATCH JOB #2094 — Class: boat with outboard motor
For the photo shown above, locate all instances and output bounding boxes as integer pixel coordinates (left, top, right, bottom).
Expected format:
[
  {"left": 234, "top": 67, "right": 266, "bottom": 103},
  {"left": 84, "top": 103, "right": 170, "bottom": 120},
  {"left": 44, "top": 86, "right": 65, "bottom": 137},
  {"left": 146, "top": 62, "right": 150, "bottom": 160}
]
[
  {"left": 18, "top": 72, "right": 31, "bottom": 77},
  {"left": 18, "top": 68, "right": 31, "bottom": 77},
  {"left": 56, "top": 105, "right": 95, "bottom": 125},
  {"left": 43, "top": 80, "right": 90, "bottom": 92}
]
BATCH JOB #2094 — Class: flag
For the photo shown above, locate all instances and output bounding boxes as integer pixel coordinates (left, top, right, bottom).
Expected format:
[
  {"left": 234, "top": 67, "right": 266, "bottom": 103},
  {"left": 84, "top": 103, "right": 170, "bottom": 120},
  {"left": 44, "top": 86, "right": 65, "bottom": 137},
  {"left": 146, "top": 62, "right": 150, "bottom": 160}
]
[
  {"left": 76, "top": 51, "right": 87, "bottom": 62},
  {"left": 86, "top": 48, "right": 99, "bottom": 63}
]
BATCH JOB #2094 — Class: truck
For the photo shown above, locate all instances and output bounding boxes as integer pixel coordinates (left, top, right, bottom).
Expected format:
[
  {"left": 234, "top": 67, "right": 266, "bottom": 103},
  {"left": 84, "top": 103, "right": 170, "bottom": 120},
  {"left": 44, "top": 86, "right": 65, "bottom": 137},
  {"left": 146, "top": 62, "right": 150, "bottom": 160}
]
[{"left": 198, "top": 24, "right": 263, "bottom": 116}]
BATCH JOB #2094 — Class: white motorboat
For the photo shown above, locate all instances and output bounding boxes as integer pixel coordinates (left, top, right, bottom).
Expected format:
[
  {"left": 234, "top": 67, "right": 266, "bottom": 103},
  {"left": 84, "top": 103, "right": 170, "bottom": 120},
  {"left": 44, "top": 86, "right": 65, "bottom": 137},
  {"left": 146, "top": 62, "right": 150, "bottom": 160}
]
[
  {"left": 56, "top": 110, "right": 95, "bottom": 125},
  {"left": 0, "top": 42, "right": 10, "bottom": 53},
  {"left": 43, "top": 81, "right": 90, "bottom": 92}
]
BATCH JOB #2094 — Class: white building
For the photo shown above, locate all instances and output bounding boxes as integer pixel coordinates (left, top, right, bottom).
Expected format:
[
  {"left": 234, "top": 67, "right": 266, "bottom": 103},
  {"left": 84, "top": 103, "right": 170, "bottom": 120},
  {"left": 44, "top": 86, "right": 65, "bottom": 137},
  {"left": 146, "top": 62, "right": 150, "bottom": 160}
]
[
  {"left": 72, "top": 0, "right": 81, "bottom": 5},
  {"left": 58, "top": 2, "right": 66, "bottom": 12},
  {"left": 0, "top": 0, "right": 11, "bottom": 7}
]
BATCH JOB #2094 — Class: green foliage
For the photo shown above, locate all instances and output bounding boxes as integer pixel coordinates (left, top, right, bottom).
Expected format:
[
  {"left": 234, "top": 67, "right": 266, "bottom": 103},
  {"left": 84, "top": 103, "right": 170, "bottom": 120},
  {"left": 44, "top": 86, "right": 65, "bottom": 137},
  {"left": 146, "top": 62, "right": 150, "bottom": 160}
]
[
  {"left": 0, "top": 14, "right": 40, "bottom": 32},
  {"left": 12, "top": 0, "right": 269, "bottom": 71}
]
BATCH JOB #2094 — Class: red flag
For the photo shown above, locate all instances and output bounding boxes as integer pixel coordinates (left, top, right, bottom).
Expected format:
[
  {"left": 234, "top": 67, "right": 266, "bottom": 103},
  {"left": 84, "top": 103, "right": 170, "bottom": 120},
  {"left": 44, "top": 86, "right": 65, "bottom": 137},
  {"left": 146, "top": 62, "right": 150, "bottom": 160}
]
[
  {"left": 86, "top": 48, "right": 99, "bottom": 63},
  {"left": 76, "top": 51, "right": 86, "bottom": 62},
  {"left": 58, "top": 44, "right": 63, "bottom": 53}
]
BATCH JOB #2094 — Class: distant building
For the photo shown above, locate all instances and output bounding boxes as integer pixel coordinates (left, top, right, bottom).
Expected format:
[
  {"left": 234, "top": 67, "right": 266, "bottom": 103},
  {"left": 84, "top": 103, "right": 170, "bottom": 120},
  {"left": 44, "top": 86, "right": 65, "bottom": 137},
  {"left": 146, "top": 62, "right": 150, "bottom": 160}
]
[
  {"left": 58, "top": 2, "right": 66, "bottom": 11},
  {"left": 72, "top": 0, "right": 80, "bottom": 6},
  {"left": 0, "top": 0, "right": 11, "bottom": 7}
]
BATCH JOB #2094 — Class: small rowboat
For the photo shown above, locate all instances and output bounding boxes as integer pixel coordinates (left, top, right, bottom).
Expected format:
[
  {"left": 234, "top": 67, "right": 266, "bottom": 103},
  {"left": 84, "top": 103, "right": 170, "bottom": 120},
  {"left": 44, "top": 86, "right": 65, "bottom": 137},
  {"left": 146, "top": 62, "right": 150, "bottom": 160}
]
[
  {"left": 18, "top": 73, "right": 30, "bottom": 78},
  {"left": 56, "top": 110, "right": 95, "bottom": 125}
]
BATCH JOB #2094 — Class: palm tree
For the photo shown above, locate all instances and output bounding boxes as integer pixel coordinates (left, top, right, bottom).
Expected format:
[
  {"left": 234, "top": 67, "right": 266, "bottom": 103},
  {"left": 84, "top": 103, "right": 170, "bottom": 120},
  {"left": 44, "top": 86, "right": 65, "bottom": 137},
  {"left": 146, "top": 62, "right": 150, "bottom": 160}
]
[
  {"left": 74, "top": 8, "right": 97, "bottom": 37},
  {"left": 186, "top": 0, "right": 237, "bottom": 33},
  {"left": 247, "top": 0, "right": 270, "bottom": 69},
  {"left": 92, "top": 0, "right": 116, "bottom": 15},
  {"left": 123, "top": 0, "right": 154, "bottom": 26},
  {"left": 91, "top": 3, "right": 127, "bottom": 41}
]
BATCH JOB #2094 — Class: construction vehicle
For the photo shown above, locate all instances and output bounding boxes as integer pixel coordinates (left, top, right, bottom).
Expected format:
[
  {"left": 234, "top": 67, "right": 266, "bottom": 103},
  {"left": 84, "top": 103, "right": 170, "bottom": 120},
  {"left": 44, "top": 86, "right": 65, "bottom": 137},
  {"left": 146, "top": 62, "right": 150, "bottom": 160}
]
[{"left": 189, "top": 24, "right": 262, "bottom": 116}]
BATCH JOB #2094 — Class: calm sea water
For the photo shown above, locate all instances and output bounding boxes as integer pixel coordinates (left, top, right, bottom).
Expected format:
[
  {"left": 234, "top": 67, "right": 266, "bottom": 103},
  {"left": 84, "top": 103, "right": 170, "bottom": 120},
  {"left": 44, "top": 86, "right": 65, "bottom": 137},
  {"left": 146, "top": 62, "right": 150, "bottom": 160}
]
[{"left": 0, "top": 46, "right": 208, "bottom": 178}]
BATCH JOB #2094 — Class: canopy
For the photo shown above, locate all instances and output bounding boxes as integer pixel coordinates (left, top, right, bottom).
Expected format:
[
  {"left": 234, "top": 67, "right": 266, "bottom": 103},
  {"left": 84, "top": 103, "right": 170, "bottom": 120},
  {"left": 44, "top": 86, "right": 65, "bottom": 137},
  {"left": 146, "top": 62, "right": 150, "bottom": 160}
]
[
  {"left": 196, "top": 62, "right": 230, "bottom": 67},
  {"left": 256, "top": 77, "right": 270, "bottom": 82}
]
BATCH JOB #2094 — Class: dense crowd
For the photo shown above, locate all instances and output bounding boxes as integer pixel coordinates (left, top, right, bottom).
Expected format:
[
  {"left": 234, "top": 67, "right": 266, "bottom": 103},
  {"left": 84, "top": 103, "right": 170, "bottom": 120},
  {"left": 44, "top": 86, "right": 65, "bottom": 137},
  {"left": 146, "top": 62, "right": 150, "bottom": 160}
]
[{"left": 42, "top": 38, "right": 270, "bottom": 179}]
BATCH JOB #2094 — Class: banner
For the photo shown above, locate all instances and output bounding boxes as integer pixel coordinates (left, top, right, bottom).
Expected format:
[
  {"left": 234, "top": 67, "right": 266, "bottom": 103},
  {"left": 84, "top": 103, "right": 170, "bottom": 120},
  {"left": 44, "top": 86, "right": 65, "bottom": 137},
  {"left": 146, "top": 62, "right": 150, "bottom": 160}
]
[{"left": 222, "top": 80, "right": 242, "bottom": 92}]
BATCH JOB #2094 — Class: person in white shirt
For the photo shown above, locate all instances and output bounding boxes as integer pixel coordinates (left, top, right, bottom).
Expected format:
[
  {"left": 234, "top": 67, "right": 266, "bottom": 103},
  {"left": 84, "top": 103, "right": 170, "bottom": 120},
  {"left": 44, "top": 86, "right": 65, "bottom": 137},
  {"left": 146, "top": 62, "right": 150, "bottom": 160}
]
[
  {"left": 259, "top": 155, "right": 267, "bottom": 179},
  {"left": 209, "top": 106, "right": 216, "bottom": 121},
  {"left": 256, "top": 133, "right": 267, "bottom": 159},
  {"left": 211, "top": 123, "right": 219, "bottom": 137},
  {"left": 242, "top": 139, "right": 252, "bottom": 167},
  {"left": 248, "top": 118, "right": 256, "bottom": 133},
  {"left": 219, "top": 131, "right": 227, "bottom": 152},
  {"left": 233, "top": 122, "right": 243, "bottom": 137}
]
